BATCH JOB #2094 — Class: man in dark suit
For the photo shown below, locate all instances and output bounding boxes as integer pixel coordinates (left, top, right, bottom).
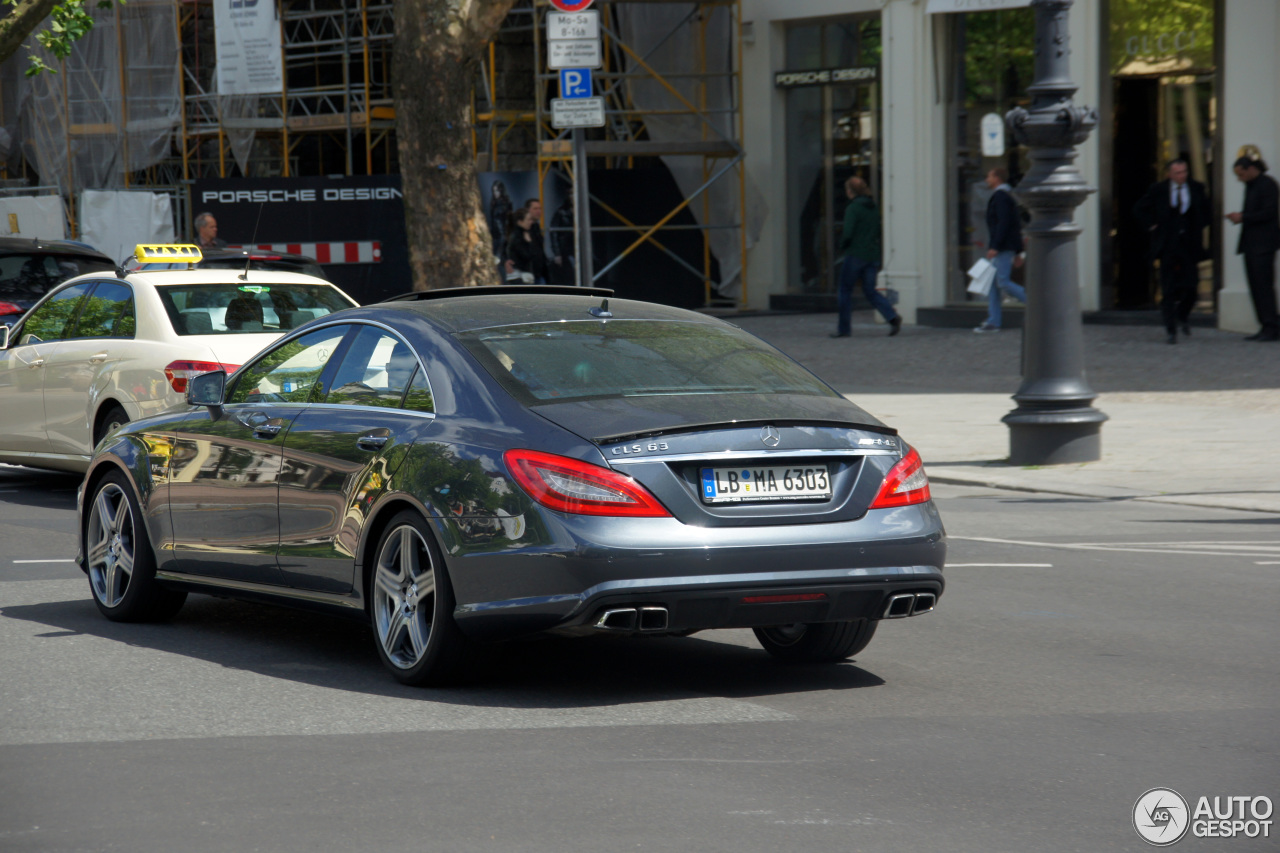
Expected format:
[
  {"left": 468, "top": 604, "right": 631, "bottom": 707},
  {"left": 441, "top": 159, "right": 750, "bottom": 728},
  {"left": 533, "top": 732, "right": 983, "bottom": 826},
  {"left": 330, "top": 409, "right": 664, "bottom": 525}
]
[
  {"left": 1226, "top": 152, "right": 1280, "bottom": 341},
  {"left": 1134, "top": 158, "right": 1210, "bottom": 344}
]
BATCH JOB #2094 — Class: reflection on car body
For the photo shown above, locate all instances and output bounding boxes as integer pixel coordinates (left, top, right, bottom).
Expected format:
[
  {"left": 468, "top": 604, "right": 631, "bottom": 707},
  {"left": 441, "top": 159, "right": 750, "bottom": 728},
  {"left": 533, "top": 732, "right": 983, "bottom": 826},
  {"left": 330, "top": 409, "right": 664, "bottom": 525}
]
[{"left": 77, "top": 287, "right": 946, "bottom": 687}]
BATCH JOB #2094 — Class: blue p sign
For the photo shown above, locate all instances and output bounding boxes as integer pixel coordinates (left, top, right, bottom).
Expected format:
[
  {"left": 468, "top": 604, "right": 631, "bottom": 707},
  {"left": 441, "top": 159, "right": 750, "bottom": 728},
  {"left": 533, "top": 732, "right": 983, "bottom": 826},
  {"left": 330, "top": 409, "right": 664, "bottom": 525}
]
[{"left": 560, "top": 68, "right": 592, "bottom": 99}]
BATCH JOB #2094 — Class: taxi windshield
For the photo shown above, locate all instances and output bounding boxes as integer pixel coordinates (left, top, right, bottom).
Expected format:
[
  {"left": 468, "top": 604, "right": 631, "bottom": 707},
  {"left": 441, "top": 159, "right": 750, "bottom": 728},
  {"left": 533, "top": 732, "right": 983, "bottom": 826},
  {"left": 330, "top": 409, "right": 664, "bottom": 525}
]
[{"left": 155, "top": 282, "right": 353, "bottom": 335}]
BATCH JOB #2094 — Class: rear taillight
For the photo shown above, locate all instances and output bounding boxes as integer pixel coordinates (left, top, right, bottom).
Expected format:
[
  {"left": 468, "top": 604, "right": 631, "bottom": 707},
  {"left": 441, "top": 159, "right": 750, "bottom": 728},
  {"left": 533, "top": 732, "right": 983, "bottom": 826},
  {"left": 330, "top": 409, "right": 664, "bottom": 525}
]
[
  {"left": 869, "top": 447, "right": 931, "bottom": 509},
  {"left": 0, "top": 301, "right": 22, "bottom": 316},
  {"left": 164, "top": 360, "right": 240, "bottom": 393},
  {"left": 504, "top": 449, "right": 671, "bottom": 518}
]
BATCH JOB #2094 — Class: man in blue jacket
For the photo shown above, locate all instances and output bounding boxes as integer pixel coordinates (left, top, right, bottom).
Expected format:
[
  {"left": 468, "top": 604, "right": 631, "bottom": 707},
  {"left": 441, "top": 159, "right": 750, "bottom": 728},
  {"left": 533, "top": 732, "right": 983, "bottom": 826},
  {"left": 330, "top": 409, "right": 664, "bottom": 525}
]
[{"left": 974, "top": 167, "right": 1025, "bottom": 333}]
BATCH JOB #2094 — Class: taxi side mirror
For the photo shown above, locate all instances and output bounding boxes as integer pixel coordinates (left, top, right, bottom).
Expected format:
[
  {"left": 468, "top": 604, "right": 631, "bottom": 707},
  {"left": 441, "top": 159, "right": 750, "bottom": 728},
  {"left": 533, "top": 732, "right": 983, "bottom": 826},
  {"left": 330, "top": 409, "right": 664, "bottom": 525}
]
[{"left": 186, "top": 370, "right": 226, "bottom": 407}]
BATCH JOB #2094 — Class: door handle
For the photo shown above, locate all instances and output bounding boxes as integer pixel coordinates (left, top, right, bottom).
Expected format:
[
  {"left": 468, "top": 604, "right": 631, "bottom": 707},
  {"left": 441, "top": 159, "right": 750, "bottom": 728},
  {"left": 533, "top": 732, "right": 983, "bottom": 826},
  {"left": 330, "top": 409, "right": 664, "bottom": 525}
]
[
  {"left": 357, "top": 429, "right": 391, "bottom": 452},
  {"left": 357, "top": 434, "right": 389, "bottom": 451},
  {"left": 253, "top": 423, "right": 283, "bottom": 437},
  {"left": 27, "top": 358, "right": 44, "bottom": 369},
  {"left": 88, "top": 352, "right": 109, "bottom": 364}
]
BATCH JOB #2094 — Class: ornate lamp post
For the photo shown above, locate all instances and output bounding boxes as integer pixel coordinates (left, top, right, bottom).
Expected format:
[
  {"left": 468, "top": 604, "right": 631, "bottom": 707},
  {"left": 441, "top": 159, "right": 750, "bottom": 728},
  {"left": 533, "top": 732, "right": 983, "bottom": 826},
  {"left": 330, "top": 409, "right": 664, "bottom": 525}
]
[{"left": 1002, "top": 0, "right": 1107, "bottom": 465}]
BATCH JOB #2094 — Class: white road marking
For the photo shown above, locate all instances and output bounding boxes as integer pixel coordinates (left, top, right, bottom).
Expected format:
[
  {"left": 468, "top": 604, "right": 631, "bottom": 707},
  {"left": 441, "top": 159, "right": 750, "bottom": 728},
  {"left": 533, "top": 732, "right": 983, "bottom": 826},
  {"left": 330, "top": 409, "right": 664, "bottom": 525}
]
[
  {"left": 13, "top": 559, "right": 76, "bottom": 564},
  {"left": 1256, "top": 561, "right": 1280, "bottom": 565},
  {"left": 947, "top": 558, "right": 1054, "bottom": 563},
  {"left": 951, "top": 535, "right": 1280, "bottom": 558}
]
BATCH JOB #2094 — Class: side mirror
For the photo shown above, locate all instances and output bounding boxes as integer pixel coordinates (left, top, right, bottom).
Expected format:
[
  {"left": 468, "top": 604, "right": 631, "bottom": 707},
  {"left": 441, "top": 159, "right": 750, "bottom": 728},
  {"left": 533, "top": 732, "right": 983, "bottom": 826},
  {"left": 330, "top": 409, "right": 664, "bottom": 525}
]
[
  {"left": 0, "top": 325, "right": 8, "bottom": 350},
  {"left": 186, "top": 370, "right": 226, "bottom": 407}
]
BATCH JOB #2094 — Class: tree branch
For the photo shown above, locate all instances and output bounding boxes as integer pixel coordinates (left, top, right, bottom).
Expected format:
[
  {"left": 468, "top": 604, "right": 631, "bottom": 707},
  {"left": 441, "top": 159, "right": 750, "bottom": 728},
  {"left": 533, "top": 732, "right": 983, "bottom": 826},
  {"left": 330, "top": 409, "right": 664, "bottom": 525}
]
[{"left": 0, "top": 0, "right": 61, "bottom": 67}]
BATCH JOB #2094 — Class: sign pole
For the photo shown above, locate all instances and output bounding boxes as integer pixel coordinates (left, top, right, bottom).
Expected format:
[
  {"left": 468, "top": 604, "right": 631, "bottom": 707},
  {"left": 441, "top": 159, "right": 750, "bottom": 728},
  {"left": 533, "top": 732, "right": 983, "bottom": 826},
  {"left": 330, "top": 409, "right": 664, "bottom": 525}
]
[
  {"left": 546, "top": 1, "right": 601, "bottom": 287},
  {"left": 573, "top": 127, "right": 594, "bottom": 288}
]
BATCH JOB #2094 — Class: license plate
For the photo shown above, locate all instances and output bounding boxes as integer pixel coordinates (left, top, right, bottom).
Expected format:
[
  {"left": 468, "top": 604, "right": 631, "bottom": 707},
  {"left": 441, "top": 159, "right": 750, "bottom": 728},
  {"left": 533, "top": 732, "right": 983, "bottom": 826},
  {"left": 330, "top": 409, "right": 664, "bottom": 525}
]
[{"left": 699, "top": 464, "right": 832, "bottom": 504}]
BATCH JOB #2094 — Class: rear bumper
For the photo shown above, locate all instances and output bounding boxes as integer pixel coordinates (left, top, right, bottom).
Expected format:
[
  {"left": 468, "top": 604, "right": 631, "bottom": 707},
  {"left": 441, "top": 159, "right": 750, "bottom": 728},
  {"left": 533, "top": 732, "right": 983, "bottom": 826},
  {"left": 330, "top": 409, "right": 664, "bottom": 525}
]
[
  {"left": 447, "top": 500, "right": 947, "bottom": 641},
  {"left": 453, "top": 565, "right": 944, "bottom": 640}
]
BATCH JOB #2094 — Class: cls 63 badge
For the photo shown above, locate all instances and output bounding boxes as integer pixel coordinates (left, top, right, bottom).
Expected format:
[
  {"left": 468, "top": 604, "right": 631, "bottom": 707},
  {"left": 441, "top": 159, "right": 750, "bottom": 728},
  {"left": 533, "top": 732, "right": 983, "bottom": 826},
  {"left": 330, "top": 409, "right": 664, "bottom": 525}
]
[{"left": 612, "top": 442, "right": 669, "bottom": 456}]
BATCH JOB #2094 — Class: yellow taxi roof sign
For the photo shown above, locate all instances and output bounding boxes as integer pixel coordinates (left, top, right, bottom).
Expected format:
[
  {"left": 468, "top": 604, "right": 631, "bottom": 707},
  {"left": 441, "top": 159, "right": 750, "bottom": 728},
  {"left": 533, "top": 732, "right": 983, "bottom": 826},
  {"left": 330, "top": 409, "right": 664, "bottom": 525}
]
[{"left": 135, "top": 244, "right": 203, "bottom": 264}]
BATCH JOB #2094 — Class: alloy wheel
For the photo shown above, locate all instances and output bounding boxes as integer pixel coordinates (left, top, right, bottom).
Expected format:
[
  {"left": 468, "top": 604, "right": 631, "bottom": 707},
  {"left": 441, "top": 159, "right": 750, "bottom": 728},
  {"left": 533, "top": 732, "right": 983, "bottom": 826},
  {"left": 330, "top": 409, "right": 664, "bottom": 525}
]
[
  {"left": 372, "top": 525, "right": 436, "bottom": 669},
  {"left": 87, "top": 483, "right": 136, "bottom": 608}
]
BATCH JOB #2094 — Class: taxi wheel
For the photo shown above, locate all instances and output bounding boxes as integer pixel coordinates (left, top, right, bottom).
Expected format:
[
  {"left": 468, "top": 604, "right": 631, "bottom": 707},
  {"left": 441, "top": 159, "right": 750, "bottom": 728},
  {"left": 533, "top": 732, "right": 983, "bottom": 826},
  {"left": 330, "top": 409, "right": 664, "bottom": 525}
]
[
  {"left": 753, "top": 619, "right": 877, "bottom": 663},
  {"left": 95, "top": 405, "right": 129, "bottom": 447},
  {"left": 369, "top": 511, "right": 472, "bottom": 686},
  {"left": 85, "top": 471, "right": 186, "bottom": 622}
]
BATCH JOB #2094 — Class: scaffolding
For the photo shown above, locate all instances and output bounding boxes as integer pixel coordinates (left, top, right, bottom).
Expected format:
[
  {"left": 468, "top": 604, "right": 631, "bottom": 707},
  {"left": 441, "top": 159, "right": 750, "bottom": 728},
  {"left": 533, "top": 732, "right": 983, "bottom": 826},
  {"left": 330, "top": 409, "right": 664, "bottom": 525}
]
[
  {"left": 1, "top": 0, "right": 749, "bottom": 300},
  {"left": 473, "top": 0, "right": 749, "bottom": 308},
  {"left": 176, "top": 0, "right": 397, "bottom": 182}
]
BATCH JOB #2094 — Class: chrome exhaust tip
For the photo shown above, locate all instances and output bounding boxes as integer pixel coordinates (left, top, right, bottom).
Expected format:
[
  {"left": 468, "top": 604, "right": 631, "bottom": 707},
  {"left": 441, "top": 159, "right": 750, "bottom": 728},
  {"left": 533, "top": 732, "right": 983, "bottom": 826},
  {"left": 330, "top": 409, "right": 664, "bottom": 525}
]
[
  {"left": 883, "top": 593, "right": 916, "bottom": 619},
  {"left": 595, "top": 608, "right": 638, "bottom": 631},
  {"left": 638, "top": 606, "right": 669, "bottom": 632},
  {"left": 912, "top": 593, "right": 937, "bottom": 616}
]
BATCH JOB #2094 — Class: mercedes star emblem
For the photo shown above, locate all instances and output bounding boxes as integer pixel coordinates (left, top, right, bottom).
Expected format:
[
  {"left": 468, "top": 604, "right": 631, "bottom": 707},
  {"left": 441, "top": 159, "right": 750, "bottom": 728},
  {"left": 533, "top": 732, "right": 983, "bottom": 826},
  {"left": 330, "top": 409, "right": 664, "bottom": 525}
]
[{"left": 760, "top": 425, "right": 781, "bottom": 447}]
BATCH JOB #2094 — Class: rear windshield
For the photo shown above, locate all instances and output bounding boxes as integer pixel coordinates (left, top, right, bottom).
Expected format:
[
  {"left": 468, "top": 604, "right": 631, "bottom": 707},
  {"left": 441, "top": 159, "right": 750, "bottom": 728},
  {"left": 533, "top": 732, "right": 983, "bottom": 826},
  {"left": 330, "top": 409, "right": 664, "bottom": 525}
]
[
  {"left": 0, "top": 254, "right": 113, "bottom": 301},
  {"left": 155, "top": 282, "right": 353, "bottom": 335},
  {"left": 459, "top": 320, "right": 838, "bottom": 404}
]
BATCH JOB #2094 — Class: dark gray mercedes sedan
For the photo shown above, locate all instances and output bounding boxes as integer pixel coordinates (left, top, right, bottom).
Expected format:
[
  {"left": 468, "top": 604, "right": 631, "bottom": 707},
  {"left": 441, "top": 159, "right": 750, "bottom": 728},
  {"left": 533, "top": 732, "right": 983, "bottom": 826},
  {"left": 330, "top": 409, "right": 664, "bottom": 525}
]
[{"left": 78, "top": 287, "right": 945, "bottom": 685}]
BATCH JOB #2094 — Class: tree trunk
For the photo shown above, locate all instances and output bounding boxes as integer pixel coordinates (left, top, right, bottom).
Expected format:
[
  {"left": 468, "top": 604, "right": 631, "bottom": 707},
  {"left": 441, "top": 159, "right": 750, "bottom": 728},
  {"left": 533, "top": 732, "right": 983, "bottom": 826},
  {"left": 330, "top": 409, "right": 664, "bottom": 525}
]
[
  {"left": 394, "top": 0, "right": 517, "bottom": 290},
  {"left": 0, "top": 0, "right": 60, "bottom": 66}
]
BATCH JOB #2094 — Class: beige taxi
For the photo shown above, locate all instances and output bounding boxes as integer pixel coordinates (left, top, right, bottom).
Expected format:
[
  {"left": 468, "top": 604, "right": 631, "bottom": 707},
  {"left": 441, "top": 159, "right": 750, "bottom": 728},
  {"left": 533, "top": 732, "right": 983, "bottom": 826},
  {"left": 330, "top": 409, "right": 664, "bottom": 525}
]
[{"left": 0, "top": 244, "right": 357, "bottom": 473}]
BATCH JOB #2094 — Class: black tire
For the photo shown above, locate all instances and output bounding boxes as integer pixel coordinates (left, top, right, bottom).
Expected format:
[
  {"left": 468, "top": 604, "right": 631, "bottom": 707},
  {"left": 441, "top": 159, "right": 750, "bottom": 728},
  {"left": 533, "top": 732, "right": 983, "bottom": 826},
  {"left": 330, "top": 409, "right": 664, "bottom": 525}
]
[
  {"left": 84, "top": 470, "right": 186, "bottom": 622},
  {"left": 368, "top": 510, "right": 472, "bottom": 686},
  {"left": 95, "top": 404, "right": 129, "bottom": 447},
  {"left": 753, "top": 619, "right": 877, "bottom": 663}
]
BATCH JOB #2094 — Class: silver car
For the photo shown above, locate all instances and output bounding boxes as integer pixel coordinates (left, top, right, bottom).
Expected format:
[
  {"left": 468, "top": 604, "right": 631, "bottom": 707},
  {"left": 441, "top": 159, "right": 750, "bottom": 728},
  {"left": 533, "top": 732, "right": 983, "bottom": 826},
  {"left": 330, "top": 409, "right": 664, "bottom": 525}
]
[{"left": 78, "top": 287, "right": 945, "bottom": 686}]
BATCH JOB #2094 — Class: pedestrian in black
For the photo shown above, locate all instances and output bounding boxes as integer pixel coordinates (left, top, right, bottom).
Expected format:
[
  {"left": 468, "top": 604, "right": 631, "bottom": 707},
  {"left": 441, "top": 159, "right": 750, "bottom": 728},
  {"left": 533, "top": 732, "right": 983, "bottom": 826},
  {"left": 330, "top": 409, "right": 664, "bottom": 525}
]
[
  {"left": 504, "top": 206, "right": 549, "bottom": 284},
  {"left": 1226, "top": 150, "right": 1280, "bottom": 341},
  {"left": 1134, "top": 158, "right": 1210, "bottom": 344}
]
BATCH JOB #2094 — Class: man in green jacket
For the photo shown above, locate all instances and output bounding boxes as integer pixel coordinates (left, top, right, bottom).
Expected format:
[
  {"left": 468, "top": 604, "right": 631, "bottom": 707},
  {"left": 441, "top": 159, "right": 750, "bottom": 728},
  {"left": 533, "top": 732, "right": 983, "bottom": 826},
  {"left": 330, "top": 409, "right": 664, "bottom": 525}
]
[{"left": 832, "top": 176, "right": 901, "bottom": 338}]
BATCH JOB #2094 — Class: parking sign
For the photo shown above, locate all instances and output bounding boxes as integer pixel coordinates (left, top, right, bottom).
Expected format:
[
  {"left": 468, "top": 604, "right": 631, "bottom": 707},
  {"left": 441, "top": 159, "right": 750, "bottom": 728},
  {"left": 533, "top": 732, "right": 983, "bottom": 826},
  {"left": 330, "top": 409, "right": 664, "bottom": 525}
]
[{"left": 559, "top": 68, "right": 593, "bottom": 99}]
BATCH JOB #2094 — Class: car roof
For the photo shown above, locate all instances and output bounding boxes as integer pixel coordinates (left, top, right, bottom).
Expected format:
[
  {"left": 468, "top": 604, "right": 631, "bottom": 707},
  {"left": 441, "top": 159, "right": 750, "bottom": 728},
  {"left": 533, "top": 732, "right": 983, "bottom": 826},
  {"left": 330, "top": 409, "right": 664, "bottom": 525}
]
[
  {"left": 373, "top": 288, "right": 724, "bottom": 334},
  {"left": 0, "top": 236, "right": 113, "bottom": 260}
]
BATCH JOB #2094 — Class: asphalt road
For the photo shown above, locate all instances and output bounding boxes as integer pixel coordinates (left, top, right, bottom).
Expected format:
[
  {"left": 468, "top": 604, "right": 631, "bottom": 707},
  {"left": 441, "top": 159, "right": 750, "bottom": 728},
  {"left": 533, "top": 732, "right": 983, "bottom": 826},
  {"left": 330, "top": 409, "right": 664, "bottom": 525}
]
[{"left": 0, "top": 463, "right": 1276, "bottom": 852}]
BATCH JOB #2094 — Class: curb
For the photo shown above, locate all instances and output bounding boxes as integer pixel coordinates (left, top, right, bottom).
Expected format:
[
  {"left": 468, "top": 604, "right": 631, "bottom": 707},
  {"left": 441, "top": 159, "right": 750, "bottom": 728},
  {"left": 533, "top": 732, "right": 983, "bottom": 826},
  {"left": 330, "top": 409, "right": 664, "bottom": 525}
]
[{"left": 928, "top": 472, "right": 1280, "bottom": 515}]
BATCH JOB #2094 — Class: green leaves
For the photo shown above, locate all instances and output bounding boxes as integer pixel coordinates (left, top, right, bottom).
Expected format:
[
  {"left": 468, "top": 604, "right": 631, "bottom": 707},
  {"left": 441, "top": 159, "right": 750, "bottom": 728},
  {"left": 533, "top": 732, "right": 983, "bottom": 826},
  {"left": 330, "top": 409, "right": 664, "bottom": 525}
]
[{"left": 9, "top": 0, "right": 124, "bottom": 75}]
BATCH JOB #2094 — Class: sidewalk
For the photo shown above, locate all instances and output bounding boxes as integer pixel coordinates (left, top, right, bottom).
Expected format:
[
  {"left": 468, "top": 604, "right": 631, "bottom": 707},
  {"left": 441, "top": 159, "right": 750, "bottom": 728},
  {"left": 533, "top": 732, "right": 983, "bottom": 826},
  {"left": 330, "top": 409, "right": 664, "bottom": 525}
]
[{"left": 732, "top": 312, "right": 1280, "bottom": 515}]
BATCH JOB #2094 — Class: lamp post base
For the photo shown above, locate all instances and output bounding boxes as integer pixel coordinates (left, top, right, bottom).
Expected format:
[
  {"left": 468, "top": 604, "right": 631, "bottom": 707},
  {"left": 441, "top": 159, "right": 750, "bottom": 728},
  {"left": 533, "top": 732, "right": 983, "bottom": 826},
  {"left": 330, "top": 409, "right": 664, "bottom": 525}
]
[{"left": 1004, "top": 407, "right": 1107, "bottom": 466}]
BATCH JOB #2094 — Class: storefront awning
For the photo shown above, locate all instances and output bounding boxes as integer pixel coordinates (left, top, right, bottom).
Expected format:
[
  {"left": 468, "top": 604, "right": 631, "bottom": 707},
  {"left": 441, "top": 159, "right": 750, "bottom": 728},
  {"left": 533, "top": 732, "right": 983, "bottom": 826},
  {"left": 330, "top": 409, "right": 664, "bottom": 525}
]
[{"left": 926, "top": 0, "right": 1031, "bottom": 13}]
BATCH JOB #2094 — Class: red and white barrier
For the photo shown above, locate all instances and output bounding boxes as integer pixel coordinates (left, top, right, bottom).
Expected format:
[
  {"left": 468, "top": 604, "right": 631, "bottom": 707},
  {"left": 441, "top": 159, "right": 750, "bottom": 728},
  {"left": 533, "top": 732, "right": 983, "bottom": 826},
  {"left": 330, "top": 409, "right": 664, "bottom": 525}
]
[{"left": 227, "top": 242, "right": 382, "bottom": 264}]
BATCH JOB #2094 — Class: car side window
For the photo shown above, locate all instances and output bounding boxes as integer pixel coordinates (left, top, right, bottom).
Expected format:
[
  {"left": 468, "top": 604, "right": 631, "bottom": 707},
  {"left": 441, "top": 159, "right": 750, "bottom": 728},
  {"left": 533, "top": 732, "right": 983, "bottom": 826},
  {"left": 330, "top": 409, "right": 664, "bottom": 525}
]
[
  {"left": 324, "top": 326, "right": 421, "bottom": 409},
  {"left": 402, "top": 367, "right": 433, "bottom": 413},
  {"left": 72, "top": 281, "right": 135, "bottom": 339},
  {"left": 225, "top": 325, "right": 349, "bottom": 405},
  {"left": 19, "top": 282, "right": 93, "bottom": 345}
]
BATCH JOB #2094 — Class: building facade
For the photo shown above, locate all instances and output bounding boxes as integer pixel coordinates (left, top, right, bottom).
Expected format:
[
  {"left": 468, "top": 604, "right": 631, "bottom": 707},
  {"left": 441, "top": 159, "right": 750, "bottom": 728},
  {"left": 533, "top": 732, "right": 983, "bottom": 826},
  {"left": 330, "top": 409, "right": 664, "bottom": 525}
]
[{"left": 740, "top": 0, "right": 1271, "bottom": 334}]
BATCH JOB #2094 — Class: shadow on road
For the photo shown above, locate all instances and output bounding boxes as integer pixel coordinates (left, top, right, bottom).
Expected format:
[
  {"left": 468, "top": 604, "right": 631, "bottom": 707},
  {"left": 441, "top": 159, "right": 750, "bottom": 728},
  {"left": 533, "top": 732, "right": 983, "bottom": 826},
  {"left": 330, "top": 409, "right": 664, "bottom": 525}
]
[
  {"left": 0, "top": 466, "right": 81, "bottom": 511},
  {"left": 1, "top": 593, "right": 885, "bottom": 708}
]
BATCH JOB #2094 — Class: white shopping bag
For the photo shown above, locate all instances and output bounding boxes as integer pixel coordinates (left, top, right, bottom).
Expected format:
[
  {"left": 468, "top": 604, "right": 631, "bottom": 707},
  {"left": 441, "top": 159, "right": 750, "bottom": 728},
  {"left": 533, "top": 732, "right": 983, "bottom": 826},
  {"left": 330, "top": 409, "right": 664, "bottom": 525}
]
[{"left": 967, "top": 257, "right": 995, "bottom": 297}]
